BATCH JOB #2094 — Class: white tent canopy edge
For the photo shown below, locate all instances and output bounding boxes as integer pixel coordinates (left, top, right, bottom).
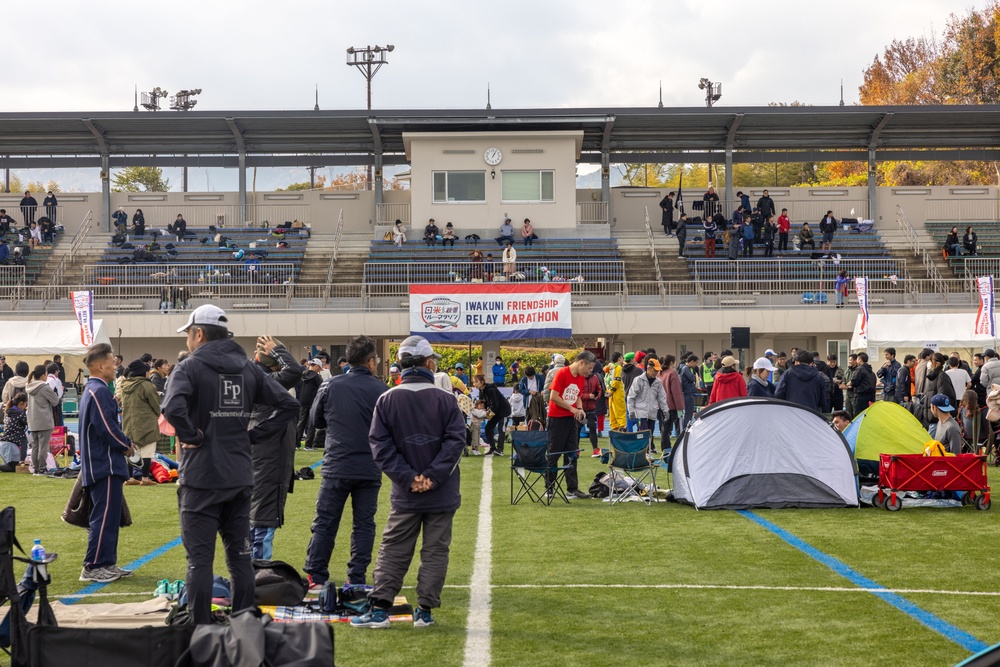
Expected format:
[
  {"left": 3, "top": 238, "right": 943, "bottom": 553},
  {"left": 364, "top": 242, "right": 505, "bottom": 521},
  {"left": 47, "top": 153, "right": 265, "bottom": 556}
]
[
  {"left": 0, "top": 320, "right": 111, "bottom": 356},
  {"left": 851, "top": 313, "right": 997, "bottom": 353}
]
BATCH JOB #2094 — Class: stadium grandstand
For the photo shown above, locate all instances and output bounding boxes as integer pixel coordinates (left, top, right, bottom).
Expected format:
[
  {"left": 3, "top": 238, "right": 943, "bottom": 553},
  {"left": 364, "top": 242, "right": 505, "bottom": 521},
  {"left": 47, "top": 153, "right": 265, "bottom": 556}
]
[{"left": 0, "top": 104, "right": 998, "bottom": 361}]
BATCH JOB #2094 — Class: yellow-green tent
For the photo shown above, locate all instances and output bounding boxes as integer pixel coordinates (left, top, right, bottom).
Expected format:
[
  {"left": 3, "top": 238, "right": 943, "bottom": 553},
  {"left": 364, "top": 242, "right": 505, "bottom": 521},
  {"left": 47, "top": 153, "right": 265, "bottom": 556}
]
[{"left": 842, "top": 401, "right": 930, "bottom": 463}]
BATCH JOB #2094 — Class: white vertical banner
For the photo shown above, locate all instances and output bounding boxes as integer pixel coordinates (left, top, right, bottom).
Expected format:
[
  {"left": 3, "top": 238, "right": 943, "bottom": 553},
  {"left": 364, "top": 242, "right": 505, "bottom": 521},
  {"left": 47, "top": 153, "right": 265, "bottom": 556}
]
[
  {"left": 855, "top": 277, "right": 869, "bottom": 338},
  {"left": 974, "top": 276, "right": 995, "bottom": 337},
  {"left": 71, "top": 290, "right": 95, "bottom": 346}
]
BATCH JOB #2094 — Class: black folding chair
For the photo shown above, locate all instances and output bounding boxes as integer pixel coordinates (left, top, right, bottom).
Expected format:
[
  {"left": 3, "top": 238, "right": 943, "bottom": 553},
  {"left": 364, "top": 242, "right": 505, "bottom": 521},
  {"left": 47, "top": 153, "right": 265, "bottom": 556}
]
[
  {"left": 0, "top": 507, "right": 57, "bottom": 667},
  {"left": 510, "top": 430, "right": 574, "bottom": 505}
]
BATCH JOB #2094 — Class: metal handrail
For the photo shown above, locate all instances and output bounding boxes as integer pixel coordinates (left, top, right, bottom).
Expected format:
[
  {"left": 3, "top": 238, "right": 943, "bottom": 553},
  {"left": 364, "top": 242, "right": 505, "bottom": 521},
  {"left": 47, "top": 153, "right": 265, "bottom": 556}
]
[
  {"left": 43, "top": 210, "right": 94, "bottom": 309},
  {"left": 643, "top": 207, "right": 666, "bottom": 304},
  {"left": 322, "top": 209, "right": 345, "bottom": 304},
  {"left": 897, "top": 205, "right": 947, "bottom": 295}
]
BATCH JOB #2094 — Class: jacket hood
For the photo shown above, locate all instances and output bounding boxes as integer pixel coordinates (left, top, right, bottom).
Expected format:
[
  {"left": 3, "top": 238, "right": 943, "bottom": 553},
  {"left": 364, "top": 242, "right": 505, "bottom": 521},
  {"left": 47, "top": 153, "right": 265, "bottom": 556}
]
[
  {"left": 120, "top": 376, "right": 152, "bottom": 396},
  {"left": 26, "top": 379, "right": 49, "bottom": 394},
  {"left": 786, "top": 364, "right": 820, "bottom": 381},
  {"left": 191, "top": 338, "right": 249, "bottom": 373},
  {"left": 715, "top": 372, "right": 745, "bottom": 387},
  {"left": 302, "top": 369, "right": 318, "bottom": 381},
  {"left": 6, "top": 376, "right": 27, "bottom": 389}
]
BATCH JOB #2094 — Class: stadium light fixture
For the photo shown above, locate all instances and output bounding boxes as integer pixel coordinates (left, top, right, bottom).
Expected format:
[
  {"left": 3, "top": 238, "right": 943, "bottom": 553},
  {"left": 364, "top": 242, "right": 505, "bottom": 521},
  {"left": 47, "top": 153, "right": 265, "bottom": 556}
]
[
  {"left": 698, "top": 78, "right": 722, "bottom": 107},
  {"left": 346, "top": 44, "right": 394, "bottom": 190}
]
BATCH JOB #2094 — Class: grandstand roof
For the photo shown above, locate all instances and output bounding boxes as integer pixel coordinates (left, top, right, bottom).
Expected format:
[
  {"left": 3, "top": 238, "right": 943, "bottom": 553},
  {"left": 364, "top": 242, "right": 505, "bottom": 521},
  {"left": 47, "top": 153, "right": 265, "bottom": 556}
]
[{"left": 1, "top": 105, "right": 999, "bottom": 168}]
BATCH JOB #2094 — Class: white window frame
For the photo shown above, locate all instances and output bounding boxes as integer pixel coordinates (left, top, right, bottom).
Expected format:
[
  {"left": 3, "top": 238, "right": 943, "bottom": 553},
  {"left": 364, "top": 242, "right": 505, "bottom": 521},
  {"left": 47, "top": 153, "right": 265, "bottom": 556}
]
[
  {"left": 500, "top": 170, "right": 555, "bottom": 203},
  {"left": 432, "top": 170, "right": 486, "bottom": 204}
]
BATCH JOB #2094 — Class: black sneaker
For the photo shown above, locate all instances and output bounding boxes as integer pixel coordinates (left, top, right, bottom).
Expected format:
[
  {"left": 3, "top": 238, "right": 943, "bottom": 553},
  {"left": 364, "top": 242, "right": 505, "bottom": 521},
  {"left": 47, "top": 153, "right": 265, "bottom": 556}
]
[{"left": 568, "top": 490, "right": 591, "bottom": 500}]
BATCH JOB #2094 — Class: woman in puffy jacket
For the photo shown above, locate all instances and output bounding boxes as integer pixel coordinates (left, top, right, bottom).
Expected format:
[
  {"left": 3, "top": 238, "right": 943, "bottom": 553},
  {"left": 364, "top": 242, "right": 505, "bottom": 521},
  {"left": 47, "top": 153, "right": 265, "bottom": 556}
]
[{"left": 709, "top": 356, "right": 748, "bottom": 404}]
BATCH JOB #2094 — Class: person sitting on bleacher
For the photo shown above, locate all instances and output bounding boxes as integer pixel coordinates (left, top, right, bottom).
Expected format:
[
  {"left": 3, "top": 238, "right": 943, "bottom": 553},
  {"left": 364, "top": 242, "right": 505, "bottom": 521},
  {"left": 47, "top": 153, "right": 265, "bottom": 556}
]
[
  {"left": 27, "top": 221, "right": 40, "bottom": 249},
  {"left": 132, "top": 209, "right": 146, "bottom": 237},
  {"left": 424, "top": 219, "right": 439, "bottom": 246},
  {"left": 170, "top": 214, "right": 187, "bottom": 242},
  {"left": 798, "top": 223, "right": 815, "bottom": 251},
  {"left": 521, "top": 218, "right": 538, "bottom": 247},
  {"left": 112, "top": 207, "right": 128, "bottom": 236},
  {"left": 963, "top": 226, "right": 978, "bottom": 256},
  {"left": 945, "top": 226, "right": 962, "bottom": 257},
  {"left": 442, "top": 222, "right": 456, "bottom": 247},
  {"left": 38, "top": 216, "right": 54, "bottom": 245},
  {"left": 392, "top": 219, "right": 406, "bottom": 249},
  {"left": 244, "top": 252, "right": 261, "bottom": 281},
  {"left": 496, "top": 218, "right": 515, "bottom": 247},
  {"left": 0, "top": 209, "right": 15, "bottom": 235}
]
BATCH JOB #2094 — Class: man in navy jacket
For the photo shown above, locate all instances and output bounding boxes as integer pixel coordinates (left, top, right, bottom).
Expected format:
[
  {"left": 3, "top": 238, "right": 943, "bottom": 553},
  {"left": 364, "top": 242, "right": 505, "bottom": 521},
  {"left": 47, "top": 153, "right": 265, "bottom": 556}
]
[
  {"left": 351, "top": 336, "right": 466, "bottom": 629},
  {"left": 304, "top": 335, "right": 387, "bottom": 589},
  {"left": 775, "top": 350, "right": 831, "bottom": 413},
  {"left": 162, "top": 305, "right": 299, "bottom": 624},
  {"left": 79, "top": 342, "right": 134, "bottom": 583}
]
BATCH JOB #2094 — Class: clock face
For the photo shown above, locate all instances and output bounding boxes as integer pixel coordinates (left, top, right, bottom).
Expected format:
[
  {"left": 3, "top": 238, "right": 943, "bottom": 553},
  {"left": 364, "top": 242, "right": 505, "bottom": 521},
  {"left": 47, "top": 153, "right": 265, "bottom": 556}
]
[{"left": 483, "top": 147, "right": 502, "bottom": 166}]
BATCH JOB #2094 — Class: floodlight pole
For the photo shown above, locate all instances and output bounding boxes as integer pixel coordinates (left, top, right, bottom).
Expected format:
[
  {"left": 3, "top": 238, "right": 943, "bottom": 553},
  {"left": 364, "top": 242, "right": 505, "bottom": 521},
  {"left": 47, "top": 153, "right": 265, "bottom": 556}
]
[{"left": 347, "top": 45, "right": 393, "bottom": 191}]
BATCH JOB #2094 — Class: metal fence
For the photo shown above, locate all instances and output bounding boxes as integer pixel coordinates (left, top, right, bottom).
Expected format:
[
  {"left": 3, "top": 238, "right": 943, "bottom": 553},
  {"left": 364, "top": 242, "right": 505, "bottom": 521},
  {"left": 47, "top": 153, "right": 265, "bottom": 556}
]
[
  {"left": 116, "top": 204, "right": 312, "bottom": 230},
  {"left": 5, "top": 277, "right": 990, "bottom": 312},
  {"left": 0, "top": 265, "right": 26, "bottom": 286},
  {"left": 709, "top": 199, "right": 870, "bottom": 222},
  {"left": 691, "top": 258, "right": 904, "bottom": 290},
  {"left": 577, "top": 202, "right": 608, "bottom": 224},
  {"left": 362, "top": 260, "right": 626, "bottom": 284},
  {"left": 960, "top": 258, "right": 1000, "bottom": 279},
  {"left": 375, "top": 203, "right": 411, "bottom": 225},
  {"left": 925, "top": 198, "right": 999, "bottom": 223},
  {"left": 82, "top": 263, "right": 296, "bottom": 286}
]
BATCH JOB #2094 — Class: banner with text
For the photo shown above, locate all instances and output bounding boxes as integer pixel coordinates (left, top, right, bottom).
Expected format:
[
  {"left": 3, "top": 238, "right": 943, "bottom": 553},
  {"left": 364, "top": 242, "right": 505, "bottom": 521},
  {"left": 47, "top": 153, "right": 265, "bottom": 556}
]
[
  {"left": 975, "top": 276, "right": 995, "bottom": 337},
  {"left": 72, "top": 290, "right": 95, "bottom": 346},
  {"left": 409, "top": 283, "right": 572, "bottom": 342},
  {"left": 855, "top": 277, "right": 869, "bottom": 338}
]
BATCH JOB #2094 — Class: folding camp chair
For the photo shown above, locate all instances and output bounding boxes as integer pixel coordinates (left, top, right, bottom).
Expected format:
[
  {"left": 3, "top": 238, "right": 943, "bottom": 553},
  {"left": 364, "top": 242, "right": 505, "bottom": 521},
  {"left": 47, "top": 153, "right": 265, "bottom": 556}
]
[
  {"left": 510, "top": 429, "right": 573, "bottom": 505},
  {"left": 0, "top": 507, "right": 57, "bottom": 667},
  {"left": 607, "top": 430, "right": 658, "bottom": 505}
]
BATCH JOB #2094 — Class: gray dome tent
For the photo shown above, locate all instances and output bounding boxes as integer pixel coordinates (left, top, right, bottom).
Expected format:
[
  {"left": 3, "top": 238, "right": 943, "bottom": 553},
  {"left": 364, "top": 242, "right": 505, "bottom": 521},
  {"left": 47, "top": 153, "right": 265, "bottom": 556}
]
[{"left": 669, "top": 397, "right": 859, "bottom": 510}]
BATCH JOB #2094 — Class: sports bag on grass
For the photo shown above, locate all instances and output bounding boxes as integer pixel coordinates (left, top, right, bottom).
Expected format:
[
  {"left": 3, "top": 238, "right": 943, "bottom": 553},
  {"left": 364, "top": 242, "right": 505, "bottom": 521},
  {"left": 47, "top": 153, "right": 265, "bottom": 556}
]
[
  {"left": 175, "top": 609, "right": 333, "bottom": 667},
  {"left": 28, "top": 625, "right": 194, "bottom": 667},
  {"left": 253, "top": 560, "right": 306, "bottom": 606},
  {"left": 61, "top": 476, "right": 133, "bottom": 529}
]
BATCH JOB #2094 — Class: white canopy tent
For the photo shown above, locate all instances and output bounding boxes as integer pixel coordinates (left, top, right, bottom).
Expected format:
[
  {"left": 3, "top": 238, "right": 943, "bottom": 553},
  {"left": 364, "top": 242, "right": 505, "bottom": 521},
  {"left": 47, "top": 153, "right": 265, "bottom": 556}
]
[
  {"left": 851, "top": 313, "right": 998, "bottom": 352},
  {"left": 0, "top": 320, "right": 112, "bottom": 386}
]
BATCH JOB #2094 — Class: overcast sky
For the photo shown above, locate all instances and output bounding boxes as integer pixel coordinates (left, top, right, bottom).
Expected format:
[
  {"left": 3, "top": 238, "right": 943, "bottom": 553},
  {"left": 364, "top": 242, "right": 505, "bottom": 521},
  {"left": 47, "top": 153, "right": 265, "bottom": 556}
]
[
  {"left": 2, "top": 0, "right": 985, "bottom": 191},
  {"left": 5, "top": 0, "right": 981, "bottom": 112}
]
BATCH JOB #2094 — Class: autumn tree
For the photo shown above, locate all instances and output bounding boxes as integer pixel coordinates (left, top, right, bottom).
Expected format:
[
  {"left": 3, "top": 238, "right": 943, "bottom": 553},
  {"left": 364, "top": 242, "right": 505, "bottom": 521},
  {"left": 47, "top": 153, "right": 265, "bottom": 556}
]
[{"left": 111, "top": 167, "right": 170, "bottom": 192}]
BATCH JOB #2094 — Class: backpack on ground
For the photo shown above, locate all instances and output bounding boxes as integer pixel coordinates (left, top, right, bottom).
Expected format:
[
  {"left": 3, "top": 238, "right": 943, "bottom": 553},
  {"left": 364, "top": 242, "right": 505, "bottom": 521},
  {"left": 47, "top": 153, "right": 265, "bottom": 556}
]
[{"left": 252, "top": 560, "right": 306, "bottom": 607}]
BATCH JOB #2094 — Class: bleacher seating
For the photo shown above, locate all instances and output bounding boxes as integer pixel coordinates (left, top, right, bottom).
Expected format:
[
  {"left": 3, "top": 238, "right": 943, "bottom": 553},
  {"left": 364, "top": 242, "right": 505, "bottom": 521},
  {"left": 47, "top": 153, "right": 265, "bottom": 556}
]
[
  {"left": 681, "top": 222, "right": 890, "bottom": 260},
  {"left": 0, "top": 228, "right": 63, "bottom": 285},
  {"left": 924, "top": 221, "right": 997, "bottom": 273},
  {"left": 89, "top": 227, "right": 309, "bottom": 285},
  {"left": 365, "top": 237, "right": 622, "bottom": 284}
]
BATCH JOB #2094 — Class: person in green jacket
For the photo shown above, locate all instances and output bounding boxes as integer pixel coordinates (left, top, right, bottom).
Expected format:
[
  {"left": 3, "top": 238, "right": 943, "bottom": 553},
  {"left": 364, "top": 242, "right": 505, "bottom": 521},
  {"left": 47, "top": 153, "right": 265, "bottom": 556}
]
[{"left": 119, "top": 359, "right": 161, "bottom": 484}]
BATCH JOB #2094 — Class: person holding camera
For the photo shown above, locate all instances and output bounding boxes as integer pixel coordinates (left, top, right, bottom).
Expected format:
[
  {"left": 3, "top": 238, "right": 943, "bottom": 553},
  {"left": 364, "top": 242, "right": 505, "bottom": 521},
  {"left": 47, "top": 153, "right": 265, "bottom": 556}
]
[{"left": 544, "top": 350, "right": 596, "bottom": 500}]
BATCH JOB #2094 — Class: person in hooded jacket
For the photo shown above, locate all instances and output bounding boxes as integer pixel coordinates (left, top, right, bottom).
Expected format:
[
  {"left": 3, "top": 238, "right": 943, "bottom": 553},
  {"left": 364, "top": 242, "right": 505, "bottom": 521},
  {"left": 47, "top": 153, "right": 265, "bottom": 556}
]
[
  {"left": 162, "top": 305, "right": 299, "bottom": 625},
  {"left": 26, "top": 365, "right": 59, "bottom": 474},
  {"left": 542, "top": 354, "right": 567, "bottom": 404},
  {"left": 621, "top": 351, "right": 646, "bottom": 431},
  {"left": 709, "top": 356, "right": 748, "bottom": 404},
  {"left": 919, "top": 352, "right": 957, "bottom": 431},
  {"left": 297, "top": 359, "right": 323, "bottom": 446},
  {"left": 1, "top": 361, "right": 29, "bottom": 405},
  {"left": 473, "top": 374, "right": 511, "bottom": 456},
  {"left": 248, "top": 335, "right": 304, "bottom": 560},
  {"left": 4, "top": 392, "right": 29, "bottom": 462},
  {"left": 119, "top": 359, "right": 161, "bottom": 484},
  {"left": 626, "top": 358, "right": 669, "bottom": 450},
  {"left": 658, "top": 355, "right": 684, "bottom": 449},
  {"left": 775, "top": 350, "right": 829, "bottom": 412}
]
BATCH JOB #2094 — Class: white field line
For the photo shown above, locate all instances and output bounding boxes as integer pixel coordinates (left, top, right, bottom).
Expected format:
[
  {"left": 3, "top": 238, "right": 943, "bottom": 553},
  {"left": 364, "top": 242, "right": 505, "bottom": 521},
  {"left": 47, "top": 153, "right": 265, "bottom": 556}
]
[
  {"left": 462, "top": 454, "right": 493, "bottom": 667},
  {"left": 444, "top": 583, "right": 1000, "bottom": 596}
]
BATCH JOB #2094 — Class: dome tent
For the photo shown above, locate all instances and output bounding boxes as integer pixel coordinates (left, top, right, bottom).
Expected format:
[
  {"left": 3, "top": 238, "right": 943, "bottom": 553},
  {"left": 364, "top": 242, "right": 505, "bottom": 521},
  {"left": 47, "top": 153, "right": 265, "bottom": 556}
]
[
  {"left": 841, "top": 401, "right": 930, "bottom": 483},
  {"left": 669, "top": 397, "right": 858, "bottom": 510}
]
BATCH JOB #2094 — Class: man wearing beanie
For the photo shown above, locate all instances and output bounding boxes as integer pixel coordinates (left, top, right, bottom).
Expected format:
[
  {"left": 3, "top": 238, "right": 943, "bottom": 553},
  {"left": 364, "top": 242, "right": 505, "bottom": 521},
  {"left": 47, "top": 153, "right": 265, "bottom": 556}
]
[{"left": 119, "top": 359, "right": 160, "bottom": 485}]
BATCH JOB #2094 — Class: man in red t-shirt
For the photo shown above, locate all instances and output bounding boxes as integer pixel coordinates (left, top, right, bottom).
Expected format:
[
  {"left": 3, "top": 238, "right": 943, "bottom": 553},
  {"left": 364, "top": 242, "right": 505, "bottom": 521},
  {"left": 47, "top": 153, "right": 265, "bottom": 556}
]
[{"left": 546, "top": 351, "right": 597, "bottom": 499}]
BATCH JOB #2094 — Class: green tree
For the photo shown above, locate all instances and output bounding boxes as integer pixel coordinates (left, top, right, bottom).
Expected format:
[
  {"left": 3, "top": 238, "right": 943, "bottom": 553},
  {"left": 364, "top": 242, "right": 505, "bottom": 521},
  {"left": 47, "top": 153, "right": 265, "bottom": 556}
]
[{"left": 111, "top": 167, "right": 170, "bottom": 192}]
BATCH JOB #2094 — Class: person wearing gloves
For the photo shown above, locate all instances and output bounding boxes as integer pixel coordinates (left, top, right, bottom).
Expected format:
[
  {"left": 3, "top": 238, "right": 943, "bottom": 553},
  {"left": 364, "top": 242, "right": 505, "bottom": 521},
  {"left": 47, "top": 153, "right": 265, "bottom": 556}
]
[
  {"left": 351, "top": 336, "right": 466, "bottom": 629},
  {"left": 709, "top": 356, "right": 748, "bottom": 404},
  {"left": 626, "top": 357, "right": 669, "bottom": 452},
  {"left": 747, "top": 357, "right": 776, "bottom": 398},
  {"left": 248, "top": 336, "right": 304, "bottom": 560}
]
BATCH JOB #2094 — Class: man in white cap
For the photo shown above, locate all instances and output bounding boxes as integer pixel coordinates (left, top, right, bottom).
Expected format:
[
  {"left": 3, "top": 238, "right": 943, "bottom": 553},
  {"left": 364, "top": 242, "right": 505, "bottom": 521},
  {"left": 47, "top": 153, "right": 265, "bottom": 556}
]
[
  {"left": 747, "top": 357, "right": 776, "bottom": 397},
  {"left": 162, "top": 304, "right": 299, "bottom": 625},
  {"left": 352, "top": 335, "right": 466, "bottom": 629}
]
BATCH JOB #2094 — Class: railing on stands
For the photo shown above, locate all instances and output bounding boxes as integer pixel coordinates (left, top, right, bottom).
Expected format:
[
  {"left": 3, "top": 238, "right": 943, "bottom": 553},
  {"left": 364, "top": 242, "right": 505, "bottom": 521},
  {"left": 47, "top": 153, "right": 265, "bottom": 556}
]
[
  {"left": 82, "top": 263, "right": 296, "bottom": 286},
  {"left": 691, "top": 258, "right": 905, "bottom": 288},
  {"left": 12, "top": 278, "right": 988, "bottom": 313},
  {"left": 577, "top": 202, "right": 608, "bottom": 224},
  {"left": 0, "top": 266, "right": 27, "bottom": 306},
  {"left": 375, "top": 203, "right": 411, "bottom": 225},
  {"left": 43, "top": 210, "right": 95, "bottom": 309},
  {"left": 709, "top": 199, "right": 870, "bottom": 222},
  {"left": 925, "top": 198, "right": 1000, "bottom": 223},
  {"left": 363, "top": 260, "right": 625, "bottom": 285},
  {"left": 896, "top": 205, "right": 948, "bottom": 296},
  {"left": 962, "top": 258, "right": 1000, "bottom": 280},
  {"left": 118, "top": 204, "right": 311, "bottom": 230},
  {"left": 642, "top": 208, "right": 666, "bottom": 304},
  {"left": 321, "top": 209, "right": 345, "bottom": 306}
]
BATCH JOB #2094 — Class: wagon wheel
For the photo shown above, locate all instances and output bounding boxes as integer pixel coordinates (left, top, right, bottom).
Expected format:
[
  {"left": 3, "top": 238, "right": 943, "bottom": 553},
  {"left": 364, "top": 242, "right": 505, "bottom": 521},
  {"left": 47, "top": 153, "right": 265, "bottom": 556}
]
[
  {"left": 976, "top": 495, "right": 991, "bottom": 511},
  {"left": 962, "top": 492, "right": 975, "bottom": 506},
  {"left": 885, "top": 494, "right": 902, "bottom": 511},
  {"left": 871, "top": 494, "right": 884, "bottom": 509}
]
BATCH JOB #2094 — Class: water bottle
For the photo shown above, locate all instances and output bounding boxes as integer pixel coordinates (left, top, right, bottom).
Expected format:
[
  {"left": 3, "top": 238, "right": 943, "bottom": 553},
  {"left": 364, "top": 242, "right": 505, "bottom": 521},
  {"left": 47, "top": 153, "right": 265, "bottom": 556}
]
[{"left": 31, "top": 539, "right": 45, "bottom": 562}]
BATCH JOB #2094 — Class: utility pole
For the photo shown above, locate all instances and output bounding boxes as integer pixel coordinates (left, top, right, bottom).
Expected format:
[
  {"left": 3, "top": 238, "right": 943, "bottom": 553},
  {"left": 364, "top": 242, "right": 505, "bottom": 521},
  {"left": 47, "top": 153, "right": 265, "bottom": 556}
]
[{"left": 346, "top": 45, "right": 394, "bottom": 191}]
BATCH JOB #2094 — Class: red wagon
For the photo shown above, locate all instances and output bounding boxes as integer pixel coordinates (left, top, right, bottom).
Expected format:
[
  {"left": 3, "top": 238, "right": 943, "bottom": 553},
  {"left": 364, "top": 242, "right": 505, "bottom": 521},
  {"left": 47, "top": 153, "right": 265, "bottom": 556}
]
[{"left": 874, "top": 453, "right": 991, "bottom": 511}]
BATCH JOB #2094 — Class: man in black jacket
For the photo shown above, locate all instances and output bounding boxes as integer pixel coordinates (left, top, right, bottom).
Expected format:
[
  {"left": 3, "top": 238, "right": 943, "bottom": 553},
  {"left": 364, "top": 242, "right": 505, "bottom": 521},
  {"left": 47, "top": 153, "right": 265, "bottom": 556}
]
[
  {"left": 877, "top": 348, "right": 902, "bottom": 403},
  {"left": 296, "top": 359, "right": 323, "bottom": 446},
  {"left": 757, "top": 190, "right": 775, "bottom": 221},
  {"left": 848, "top": 352, "right": 877, "bottom": 414},
  {"left": 659, "top": 192, "right": 675, "bottom": 235},
  {"left": 304, "top": 335, "right": 388, "bottom": 590},
  {"left": 775, "top": 350, "right": 830, "bottom": 413},
  {"left": 162, "top": 305, "right": 299, "bottom": 625},
  {"left": 248, "top": 336, "right": 303, "bottom": 560}
]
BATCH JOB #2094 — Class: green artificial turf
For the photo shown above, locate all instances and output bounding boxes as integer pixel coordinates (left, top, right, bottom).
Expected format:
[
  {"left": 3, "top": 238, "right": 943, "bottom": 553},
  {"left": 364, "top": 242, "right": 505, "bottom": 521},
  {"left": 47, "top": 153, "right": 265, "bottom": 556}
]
[{"left": 3, "top": 441, "right": 1000, "bottom": 666}]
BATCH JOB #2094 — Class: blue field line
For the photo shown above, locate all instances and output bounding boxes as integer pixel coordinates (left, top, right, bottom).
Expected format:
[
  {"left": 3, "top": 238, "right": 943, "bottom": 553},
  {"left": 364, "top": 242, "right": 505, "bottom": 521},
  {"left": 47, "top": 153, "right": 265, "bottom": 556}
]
[
  {"left": 64, "top": 459, "right": 322, "bottom": 604},
  {"left": 738, "top": 510, "right": 989, "bottom": 654}
]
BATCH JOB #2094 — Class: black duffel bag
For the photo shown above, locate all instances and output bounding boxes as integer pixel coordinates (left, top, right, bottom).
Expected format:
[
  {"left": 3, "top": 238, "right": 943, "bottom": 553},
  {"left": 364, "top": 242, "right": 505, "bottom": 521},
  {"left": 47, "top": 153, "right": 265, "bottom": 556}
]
[
  {"left": 176, "top": 609, "right": 333, "bottom": 667},
  {"left": 28, "top": 625, "right": 194, "bottom": 667},
  {"left": 253, "top": 560, "right": 307, "bottom": 607}
]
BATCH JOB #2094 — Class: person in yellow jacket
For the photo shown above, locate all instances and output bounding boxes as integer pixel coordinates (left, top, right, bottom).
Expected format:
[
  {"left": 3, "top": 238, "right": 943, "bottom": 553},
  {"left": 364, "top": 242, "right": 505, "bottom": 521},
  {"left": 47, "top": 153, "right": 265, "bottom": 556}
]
[{"left": 605, "top": 351, "right": 627, "bottom": 431}]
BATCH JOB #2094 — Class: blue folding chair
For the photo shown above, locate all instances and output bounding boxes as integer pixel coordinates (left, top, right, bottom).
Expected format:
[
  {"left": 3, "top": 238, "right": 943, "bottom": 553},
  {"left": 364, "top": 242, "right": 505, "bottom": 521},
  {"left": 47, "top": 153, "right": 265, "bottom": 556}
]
[
  {"left": 510, "top": 429, "right": 574, "bottom": 505},
  {"left": 607, "top": 430, "right": 658, "bottom": 505}
]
